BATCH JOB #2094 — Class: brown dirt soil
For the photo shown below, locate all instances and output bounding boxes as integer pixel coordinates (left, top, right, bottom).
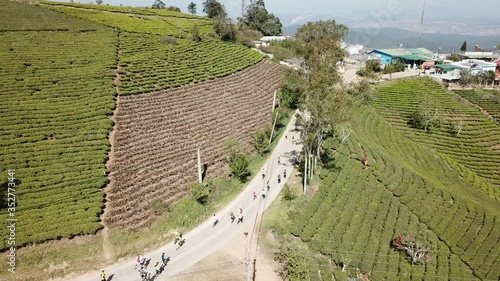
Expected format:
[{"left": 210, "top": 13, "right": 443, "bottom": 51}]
[{"left": 106, "top": 60, "right": 284, "bottom": 229}]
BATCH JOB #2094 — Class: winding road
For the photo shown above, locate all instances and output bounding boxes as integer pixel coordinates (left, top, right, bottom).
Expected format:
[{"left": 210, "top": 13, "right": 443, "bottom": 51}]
[{"left": 64, "top": 112, "right": 302, "bottom": 281}]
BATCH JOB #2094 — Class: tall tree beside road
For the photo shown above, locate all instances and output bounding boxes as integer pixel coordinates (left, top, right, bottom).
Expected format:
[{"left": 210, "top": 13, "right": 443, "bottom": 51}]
[
  {"left": 187, "top": 2, "right": 197, "bottom": 15},
  {"left": 294, "top": 20, "right": 350, "bottom": 193},
  {"left": 242, "top": 0, "right": 282, "bottom": 36}
]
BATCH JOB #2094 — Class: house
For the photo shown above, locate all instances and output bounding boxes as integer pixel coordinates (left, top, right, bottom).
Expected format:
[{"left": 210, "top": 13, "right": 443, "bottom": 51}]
[
  {"left": 460, "top": 52, "right": 500, "bottom": 62},
  {"left": 451, "top": 59, "right": 497, "bottom": 74},
  {"left": 431, "top": 64, "right": 466, "bottom": 81},
  {"left": 495, "top": 58, "right": 500, "bottom": 82},
  {"left": 367, "top": 48, "right": 434, "bottom": 66},
  {"left": 344, "top": 44, "right": 364, "bottom": 56},
  {"left": 258, "top": 36, "right": 289, "bottom": 47}
]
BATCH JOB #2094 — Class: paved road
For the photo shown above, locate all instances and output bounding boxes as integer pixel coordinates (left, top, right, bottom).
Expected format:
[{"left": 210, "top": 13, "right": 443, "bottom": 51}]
[{"left": 65, "top": 112, "right": 303, "bottom": 281}]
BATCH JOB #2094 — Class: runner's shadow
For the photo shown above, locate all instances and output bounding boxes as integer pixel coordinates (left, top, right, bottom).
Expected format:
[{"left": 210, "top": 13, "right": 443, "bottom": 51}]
[{"left": 107, "top": 274, "right": 115, "bottom": 281}]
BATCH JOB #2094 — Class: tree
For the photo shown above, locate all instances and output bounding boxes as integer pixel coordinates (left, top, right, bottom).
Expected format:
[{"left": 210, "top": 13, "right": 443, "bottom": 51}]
[
  {"left": 409, "top": 95, "right": 443, "bottom": 133},
  {"left": 228, "top": 153, "right": 251, "bottom": 182},
  {"left": 460, "top": 40, "right": 467, "bottom": 52},
  {"left": 189, "top": 24, "right": 201, "bottom": 42},
  {"left": 274, "top": 243, "right": 310, "bottom": 280},
  {"left": 392, "top": 234, "right": 432, "bottom": 264},
  {"left": 190, "top": 180, "right": 213, "bottom": 205},
  {"left": 187, "top": 2, "right": 196, "bottom": 14},
  {"left": 251, "top": 126, "right": 271, "bottom": 155},
  {"left": 214, "top": 14, "right": 236, "bottom": 41},
  {"left": 445, "top": 53, "right": 461, "bottom": 62},
  {"left": 279, "top": 69, "right": 305, "bottom": 109},
  {"left": 294, "top": 20, "right": 350, "bottom": 193},
  {"left": 151, "top": 0, "right": 165, "bottom": 9},
  {"left": 202, "top": 0, "right": 226, "bottom": 19},
  {"left": 242, "top": 0, "right": 282, "bottom": 36}
]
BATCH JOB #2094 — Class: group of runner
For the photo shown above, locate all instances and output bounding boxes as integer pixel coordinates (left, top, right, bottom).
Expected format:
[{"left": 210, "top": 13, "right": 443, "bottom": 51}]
[{"left": 135, "top": 252, "right": 170, "bottom": 280}]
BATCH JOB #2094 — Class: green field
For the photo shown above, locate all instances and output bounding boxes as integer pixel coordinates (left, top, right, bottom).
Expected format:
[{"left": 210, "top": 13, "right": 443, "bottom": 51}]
[
  {"left": 43, "top": 3, "right": 213, "bottom": 36},
  {"left": 454, "top": 89, "right": 500, "bottom": 125},
  {"left": 0, "top": 29, "right": 117, "bottom": 249},
  {"left": 42, "top": 0, "right": 208, "bottom": 19},
  {"left": 0, "top": 0, "right": 108, "bottom": 31},
  {"left": 119, "top": 33, "right": 264, "bottom": 94},
  {"left": 370, "top": 78, "right": 500, "bottom": 196},
  {"left": 288, "top": 95, "right": 500, "bottom": 280},
  {"left": 0, "top": 0, "right": 264, "bottom": 249}
]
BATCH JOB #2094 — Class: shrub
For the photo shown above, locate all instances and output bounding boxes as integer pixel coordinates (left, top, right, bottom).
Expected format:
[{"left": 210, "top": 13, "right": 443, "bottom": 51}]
[
  {"left": 282, "top": 184, "right": 297, "bottom": 201},
  {"left": 149, "top": 199, "right": 170, "bottom": 216},
  {"left": 229, "top": 153, "right": 251, "bottom": 182},
  {"left": 158, "top": 35, "right": 177, "bottom": 45},
  {"left": 191, "top": 181, "right": 211, "bottom": 204},
  {"left": 392, "top": 234, "right": 432, "bottom": 264},
  {"left": 251, "top": 126, "right": 271, "bottom": 155}
]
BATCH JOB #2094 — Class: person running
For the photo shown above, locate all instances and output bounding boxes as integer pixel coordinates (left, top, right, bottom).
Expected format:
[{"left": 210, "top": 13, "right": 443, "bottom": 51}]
[
  {"left": 230, "top": 211, "right": 235, "bottom": 223},
  {"left": 283, "top": 169, "right": 287, "bottom": 178},
  {"left": 161, "top": 253, "right": 168, "bottom": 265},
  {"left": 213, "top": 214, "right": 219, "bottom": 227},
  {"left": 154, "top": 262, "right": 161, "bottom": 277},
  {"left": 261, "top": 189, "right": 266, "bottom": 199},
  {"left": 100, "top": 270, "right": 106, "bottom": 281},
  {"left": 278, "top": 156, "right": 281, "bottom": 164},
  {"left": 237, "top": 213, "right": 244, "bottom": 224},
  {"left": 266, "top": 180, "right": 270, "bottom": 191},
  {"left": 174, "top": 231, "right": 180, "bottom": 244},
  {"left": 252, "top": 190, "right": 257, "bottom": 200},
  {"left": 277, "top": 174, "right": 281, "bottom": 183},
  {"left": 285, "top": 134, "right": 288, "bottom": 140},
  {"left": 262, "top": 172, "right": 265, "bottom": 180}
]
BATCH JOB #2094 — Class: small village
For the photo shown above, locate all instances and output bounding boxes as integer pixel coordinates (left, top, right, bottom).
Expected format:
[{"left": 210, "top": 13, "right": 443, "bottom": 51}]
[{"left": 257, "top": 35, "right": 500, "bottom": 86}]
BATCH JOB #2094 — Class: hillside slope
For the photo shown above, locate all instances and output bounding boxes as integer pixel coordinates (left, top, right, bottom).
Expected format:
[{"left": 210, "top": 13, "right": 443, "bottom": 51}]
[
  {"left": 107, "top": 60, "right": 284, "bottom": 228},
  {"left": 0, "top": 0, "right": 115, "bottom": 249},
  {"left": 0, "top": 0, "right": 269, "bottom": 250},
  {"left": 289, "top": 98, "right": 499, "bottom": 280}
]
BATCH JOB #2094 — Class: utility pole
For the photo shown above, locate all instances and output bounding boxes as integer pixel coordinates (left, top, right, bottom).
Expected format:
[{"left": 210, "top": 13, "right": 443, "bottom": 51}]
[
  {"left": 269, "top": 112, "right": 279, "bottom": 145},
  {"left": 196, "top": 141, "right": 205, "bottom": 183},
  {"left": 272, "top": 89, "right": 277, "bottom": 112},
  {"left": 417, "top": 0, "right": 426, "bottom": 48},
  {"left": 244, "top": 232, "right": 250, "bottom": 281}
]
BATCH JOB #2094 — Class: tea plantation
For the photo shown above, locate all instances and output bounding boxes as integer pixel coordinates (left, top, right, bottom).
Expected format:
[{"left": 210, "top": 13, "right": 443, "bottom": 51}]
[
  {"left": 290, "top": 96, "right": 500, "bottom": 280},
  {"left": 0, "top": 0, "right": 263, "bottom": 249}
]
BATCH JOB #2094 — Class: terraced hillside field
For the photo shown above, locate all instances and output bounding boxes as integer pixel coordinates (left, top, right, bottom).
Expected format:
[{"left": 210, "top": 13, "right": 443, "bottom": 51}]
[
  {"left": 43, "top": 2, "right": 214, "bottom": 36},
  {"left": 290, "top": 101, "right": 500, "bottom": 280},
  {"left": 1, "top": 0, "right": 268, "bottom": 248},
  {"left": 454, "top": 89, "right": 500, "bottom": 125},
  {"left": 0, "top": 0, "right": 116, "bottom": 249},
  {"left": 106, "top": 60, "right": 284, "bottom": 228},
  {"left": 370, "top": 78, "right": 500, "bottom": 197},
  {"left": 119, "top": 33, "right": 264, "bottom": 95}
]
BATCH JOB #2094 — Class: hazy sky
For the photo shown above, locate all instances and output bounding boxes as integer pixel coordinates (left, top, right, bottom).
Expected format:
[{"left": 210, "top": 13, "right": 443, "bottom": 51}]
[{"left": 56, "top": 0, "right": 500, "bottom": 22}]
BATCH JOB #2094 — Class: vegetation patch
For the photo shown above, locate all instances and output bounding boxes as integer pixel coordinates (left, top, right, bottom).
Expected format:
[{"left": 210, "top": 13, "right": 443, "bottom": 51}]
[
  {"left": 0, "top": 30, "right": 117, "bottom": 249},
  {"left": 118, "top": 32, "right": 264, "bottom": 95},
  {"left": 371, "top": 77, "right": 500, "bottom": 195}
]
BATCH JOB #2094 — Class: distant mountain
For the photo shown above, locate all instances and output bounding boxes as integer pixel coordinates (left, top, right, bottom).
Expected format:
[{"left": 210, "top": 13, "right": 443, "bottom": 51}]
[{"left": 282, "top": 25, "right": 498, "bottom": 53}]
